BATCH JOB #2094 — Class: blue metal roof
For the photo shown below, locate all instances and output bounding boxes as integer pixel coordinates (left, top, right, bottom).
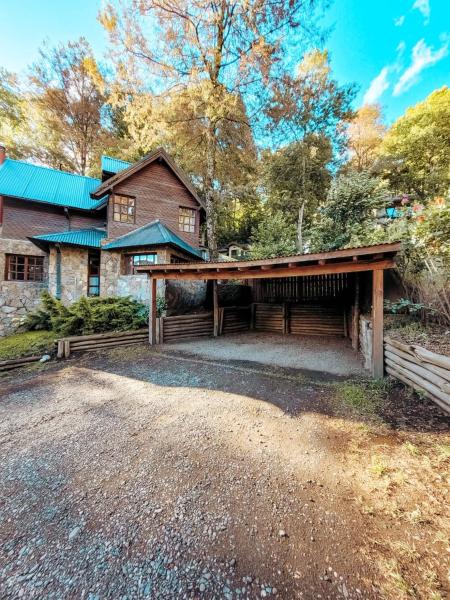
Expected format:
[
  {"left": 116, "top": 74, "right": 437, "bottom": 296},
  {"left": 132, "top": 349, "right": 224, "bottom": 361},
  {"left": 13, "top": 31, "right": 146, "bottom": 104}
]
[
  {"left": 0, "top": 159, "right": 106, "bottom": 210},
  {"left": 31, "top": 228, "right": 107, "bottom": 249},
  {"left": 103, "top": 220, "right": 203, "bottom": 259},
  {"left": 101, "top": 155, "right": 131, "bottom": 174}
]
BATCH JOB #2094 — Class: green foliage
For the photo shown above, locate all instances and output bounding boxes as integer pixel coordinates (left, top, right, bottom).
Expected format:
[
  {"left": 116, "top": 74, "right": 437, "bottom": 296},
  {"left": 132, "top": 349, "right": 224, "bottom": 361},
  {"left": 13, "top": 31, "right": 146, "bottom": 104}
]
[
  {"left": 250, "top": 211, "right": 297, "bottom": 259},
  {"left": 26, "top": 292, "right": 151, "bottom": 337},
  {"left": 309, "top": 170, "right": 388, "bottom": 251},
  {"left": 379, "top": 87, "right": 450, "bottom": 199},
  {"left": 384, "top": 298, "right": 430, "bottom": 316},
  {"left": 334, "top": 379, "right": 390, "bottom": 418},
  {"left": 0, "top": 330, "right": 56, "bottom": 360}
]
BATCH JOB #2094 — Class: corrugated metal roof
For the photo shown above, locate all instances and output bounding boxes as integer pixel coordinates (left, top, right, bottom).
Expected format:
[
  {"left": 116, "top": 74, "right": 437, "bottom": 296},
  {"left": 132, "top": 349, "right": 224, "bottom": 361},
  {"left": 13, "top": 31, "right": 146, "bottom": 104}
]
[
  {"left": 101, "top": 155, "right": 131, "bottom": 174},
  {"left": 103, "top": 220, "right": 203, "bottom": 258},
  {"left": 32, "top": 228, "right": 107, "bottom": 248},
  {"left": 0, "top": 159, "right": 106, "bottom": 210}
]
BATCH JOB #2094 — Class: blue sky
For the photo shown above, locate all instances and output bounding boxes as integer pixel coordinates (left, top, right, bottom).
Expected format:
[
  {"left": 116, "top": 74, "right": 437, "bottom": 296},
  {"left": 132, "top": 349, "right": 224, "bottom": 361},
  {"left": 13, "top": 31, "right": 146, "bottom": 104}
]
[{"left": 1, "top": 0, "right": 448, "bottom": 124}]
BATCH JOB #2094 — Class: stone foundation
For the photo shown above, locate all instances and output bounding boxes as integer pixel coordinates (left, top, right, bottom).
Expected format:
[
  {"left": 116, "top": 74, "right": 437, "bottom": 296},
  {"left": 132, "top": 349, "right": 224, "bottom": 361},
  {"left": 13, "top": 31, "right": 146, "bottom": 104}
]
[{"left": 0, "top": 238, "right": 48, "bottom": 336}]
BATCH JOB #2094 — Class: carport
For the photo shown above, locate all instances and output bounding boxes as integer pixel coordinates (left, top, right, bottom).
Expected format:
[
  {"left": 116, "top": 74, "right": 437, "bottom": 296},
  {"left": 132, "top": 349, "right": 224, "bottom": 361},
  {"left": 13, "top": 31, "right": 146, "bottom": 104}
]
[{"left": 137, "top": 242, "right": 401, "bottom": 378}]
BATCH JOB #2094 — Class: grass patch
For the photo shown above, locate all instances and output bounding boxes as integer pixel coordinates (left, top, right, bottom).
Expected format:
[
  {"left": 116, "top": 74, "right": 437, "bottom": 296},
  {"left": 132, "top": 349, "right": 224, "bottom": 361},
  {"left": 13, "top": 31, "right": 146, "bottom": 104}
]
[
  {"left": 333, "top": 379, "right": 389, "bottom": 418},
  {"left": 403, "top": 441, "right": 420, "bottom": 456},
  {"left": 370, "top": 455, "right": 390, "bottom": 477},
  {"left": 0, "top": 330, "right": 56, "bottom": 360}
]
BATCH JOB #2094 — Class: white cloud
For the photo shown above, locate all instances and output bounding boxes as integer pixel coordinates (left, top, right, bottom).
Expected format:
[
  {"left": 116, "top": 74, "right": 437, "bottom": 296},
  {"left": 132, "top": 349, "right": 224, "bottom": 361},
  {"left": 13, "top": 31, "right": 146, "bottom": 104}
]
[
  {"left": 396, "top": 41, "right": 406, "bottom": 56},
  {"left": 413, "top": 0, "right": 431, "bottom": 25},
  {"left": 363, "top": 67, "right": 391, "bottom": 104},
  {"left": 393, "top": 38, "right": 448, "bottom": 95},
  {"left": 395, "top": 15, "right": 405, "bottom": 27}
]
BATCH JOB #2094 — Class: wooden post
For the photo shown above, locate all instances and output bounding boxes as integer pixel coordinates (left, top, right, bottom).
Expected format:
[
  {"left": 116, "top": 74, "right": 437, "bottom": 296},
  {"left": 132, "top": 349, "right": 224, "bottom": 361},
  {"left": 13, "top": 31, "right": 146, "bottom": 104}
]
[
  {"left": 250, "top": 303, "right": 256, "bottom": 330},
  {"left": 372, "top": 269, "right": 384, "bottom": 378},
  {"left": 352, "top": 273, "right": 360, "bottom": 350},
  {"left": 149, "top": 277, "right": 157, "bottom": 345},
  {"left": 213, "top": 279, "right": 219, "bottom": 337},
  {"left": 282, "top": 302, "right": 288, "bottom": 334},
  {"left": 159, "top": 316, "right": 164, "bottom": 344}
]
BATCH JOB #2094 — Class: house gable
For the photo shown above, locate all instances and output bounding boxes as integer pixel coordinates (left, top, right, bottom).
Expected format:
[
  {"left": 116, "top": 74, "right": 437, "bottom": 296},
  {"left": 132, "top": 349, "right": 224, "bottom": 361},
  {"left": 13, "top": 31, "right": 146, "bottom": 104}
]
[{"left": 105, "top": 158, "right": 202, "bottom": 249}]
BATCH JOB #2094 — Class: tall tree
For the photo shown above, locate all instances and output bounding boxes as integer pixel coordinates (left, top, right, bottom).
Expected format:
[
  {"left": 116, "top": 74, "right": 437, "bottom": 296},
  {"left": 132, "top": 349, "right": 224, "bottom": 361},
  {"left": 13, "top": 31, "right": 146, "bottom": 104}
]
[
  {"left": 263, "top": 134, "right": 332, "bottom": 251},
  {"left": 28, "top": 38, "right": 115, "bottom": 175},
  {"left": 0, "top": 69, "right": 30, "bottom": 159},
  {"left": 347, "top": 104, "right": 385, "bottom": 172},
  {"left": 379, "top": 86, "right": 450, "bottom": 199},
  {"left": 100, "top": 0, "right": 326, "bottom": 257}
]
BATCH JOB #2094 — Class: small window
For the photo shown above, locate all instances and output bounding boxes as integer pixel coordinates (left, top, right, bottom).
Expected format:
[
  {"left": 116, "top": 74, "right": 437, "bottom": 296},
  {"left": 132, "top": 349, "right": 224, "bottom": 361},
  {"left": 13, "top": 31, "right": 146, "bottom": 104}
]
[
  {"left": 113, "top": 194, "right": 135, "bottom": 224},
  {"left": 179, "top": 207, "right": 195, "bottom": 233},
  {"left": 123, "top": 253, "right": 157, "bottom": 275},
  {"left": 5, "top": 254, "right": 44, "bottom": 282}
]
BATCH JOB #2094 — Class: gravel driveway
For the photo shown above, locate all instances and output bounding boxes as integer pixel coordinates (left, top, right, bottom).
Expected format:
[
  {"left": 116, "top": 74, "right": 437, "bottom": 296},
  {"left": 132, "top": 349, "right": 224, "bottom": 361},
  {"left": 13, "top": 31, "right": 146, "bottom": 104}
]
[{"left": 0, "top": 346, "right": 447, "bottom": 599}]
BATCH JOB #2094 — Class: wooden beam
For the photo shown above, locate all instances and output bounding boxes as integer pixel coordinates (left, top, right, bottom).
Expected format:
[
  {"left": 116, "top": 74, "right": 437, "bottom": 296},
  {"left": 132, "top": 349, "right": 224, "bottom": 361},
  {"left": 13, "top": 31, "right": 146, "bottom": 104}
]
[
  {"left": 149, "top": 277, "right": 157, "bottom": 345},
  {"left": 146, "top": 259, "right": 394, "bottom": 281},
  {"left": 372, "top": 269, "right": 384, "bottom": 378},
  {"left": 352, "top": 273, "right": 360, "bottom": 350},
  {"left": 213, "top": 279, "right": 219, "bottom": 337}
]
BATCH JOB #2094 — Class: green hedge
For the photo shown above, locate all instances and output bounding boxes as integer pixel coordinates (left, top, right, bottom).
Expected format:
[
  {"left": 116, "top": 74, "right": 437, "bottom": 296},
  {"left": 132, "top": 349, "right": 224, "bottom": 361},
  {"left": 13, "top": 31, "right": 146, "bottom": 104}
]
[{"left": 25, "top": 291, "right": 162, "bottom": 337}]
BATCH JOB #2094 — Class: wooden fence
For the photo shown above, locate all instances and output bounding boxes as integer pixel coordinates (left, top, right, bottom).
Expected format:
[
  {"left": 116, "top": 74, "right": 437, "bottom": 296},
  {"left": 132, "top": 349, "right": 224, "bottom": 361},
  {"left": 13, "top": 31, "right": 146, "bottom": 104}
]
[
  {"left": 161, "top": 312, "right": 214, "bottom": 343},
  {"left": 221, "top": 306, "right": 251, "bottom": 335},
  {"left": 251, "top": 274, "right": 349, "bottom": 303},
  {"left": 252, "top": 302, "right": 345, "bottom": 337},
  {"left": 57, "top": 329, "right": 148, "bottom": 358},
  {"left": 384, "top": 336, "right": 450, "bottom": 414},
  {"left": 0, "top": 355, "right": 45, "bottom": 373}
]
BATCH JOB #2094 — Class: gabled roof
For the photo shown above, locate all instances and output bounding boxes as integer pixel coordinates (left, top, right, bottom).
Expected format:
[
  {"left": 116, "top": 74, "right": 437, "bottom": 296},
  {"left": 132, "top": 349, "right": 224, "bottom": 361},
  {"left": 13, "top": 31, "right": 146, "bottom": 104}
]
[
  {"left": 0, "top": 159, "right": 107, "bottom": 211},
  {"left": 31, "top": 228, "right": 107, "bottom": 249},
  {"left": 91, "top": 147, "right": 205, "bottom": 209},
  {"left": 102, "top": 219, "right": 203, "bottom": 259},
  {"left": 101, "top": 155, "right": 132, "bottom": 175}
]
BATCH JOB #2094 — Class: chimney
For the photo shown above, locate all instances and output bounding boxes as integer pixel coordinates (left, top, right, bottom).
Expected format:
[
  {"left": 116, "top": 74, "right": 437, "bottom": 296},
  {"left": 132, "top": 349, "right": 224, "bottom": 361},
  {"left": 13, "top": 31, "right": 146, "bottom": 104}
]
[{"left": 0, "top": 145, "right": 6, "bottom": 165}]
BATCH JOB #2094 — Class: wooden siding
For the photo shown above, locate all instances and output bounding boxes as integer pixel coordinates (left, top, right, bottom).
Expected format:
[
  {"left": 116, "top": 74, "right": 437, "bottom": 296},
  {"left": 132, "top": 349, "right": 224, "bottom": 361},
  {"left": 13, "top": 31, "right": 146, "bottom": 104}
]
[
  {"left": 107, "top": 160, "right": 201, "bottom": 248},
  {"left": 252, "top": 302, "right": 345, "bottom": 337},
  {"left": 1, "top": 197, "right": 105, "bottom": 241},
  {"left": 251, "top": 274, "right": 349, "bottom": 303}
]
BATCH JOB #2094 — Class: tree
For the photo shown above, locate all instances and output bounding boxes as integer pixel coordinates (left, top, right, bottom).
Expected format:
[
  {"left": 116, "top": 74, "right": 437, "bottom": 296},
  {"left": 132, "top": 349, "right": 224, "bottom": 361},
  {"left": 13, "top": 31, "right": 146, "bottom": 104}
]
[
  {"left": 100, "top": 0, "right": 326, "bottom": 257},
  {"left": 250, "top": 211, "right": 297, "bottom": 259},
  {"left": 28, "top": 38, "right": 115, "bottom": 175},
  {"left": 309, "top": 170, "right": 388, "bottom": 251},
  {"left": 264, "top": 49, "right": 354, "bottom": 251},
  {"left": 0, "top": 69, "right": 30, "bottom": 159},
  {"left": 379, "top": 86, "right": 450, "bottom": 199},
  {"left": 262, "top": 134, "right": 332, "bottom": 251},
  {"left": 347, "top": 104, "right": 385, "bottom": 172}
]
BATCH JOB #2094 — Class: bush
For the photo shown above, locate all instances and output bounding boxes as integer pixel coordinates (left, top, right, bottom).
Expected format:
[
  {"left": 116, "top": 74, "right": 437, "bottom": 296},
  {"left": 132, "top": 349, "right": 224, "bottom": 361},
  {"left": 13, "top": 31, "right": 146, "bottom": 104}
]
[{"left": 26, "top": 293, "right": 156, "bottom": 336}]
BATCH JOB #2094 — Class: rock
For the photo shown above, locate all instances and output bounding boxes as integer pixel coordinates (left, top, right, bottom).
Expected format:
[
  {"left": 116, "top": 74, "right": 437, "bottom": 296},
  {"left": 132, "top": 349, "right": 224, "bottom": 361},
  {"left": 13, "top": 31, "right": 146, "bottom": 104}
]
[
  {"left": 278, "top": 529, "right": 287, "bottom": 538},
  {"left": 40, "top": 354, "right": 51, "bottom": 363},
  {"left": 68, "top": 526, "right": 82, "bottom": 541}
]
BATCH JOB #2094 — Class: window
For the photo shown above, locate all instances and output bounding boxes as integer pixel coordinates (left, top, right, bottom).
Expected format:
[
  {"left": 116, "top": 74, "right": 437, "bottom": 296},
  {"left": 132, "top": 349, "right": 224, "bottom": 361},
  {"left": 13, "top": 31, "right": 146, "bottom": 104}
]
[
  {"left": 123, "top": 253, "right": 157, "bottom": 275},
  {"left": 88, "top": 253, "right": 100, "bottom": 297},
  {"left": 179, "top": 207, "right": 195, "bottom": 233},
  {"left": 5, "top": 254, "right": 44, "bottom": 282},
  {"left": 113, "top": 194, "right": 135, "bottom": 223}
]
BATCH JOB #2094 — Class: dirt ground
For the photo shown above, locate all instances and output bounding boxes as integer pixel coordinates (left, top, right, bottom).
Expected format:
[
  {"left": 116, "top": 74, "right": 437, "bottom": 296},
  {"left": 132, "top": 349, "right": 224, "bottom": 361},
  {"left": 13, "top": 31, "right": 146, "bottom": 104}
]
[
  {"left": 0, "top": 345, "right": 448, "bottom": 600},
  {"left": 166, "top": 333, "right": 365, "bottom": 377}
]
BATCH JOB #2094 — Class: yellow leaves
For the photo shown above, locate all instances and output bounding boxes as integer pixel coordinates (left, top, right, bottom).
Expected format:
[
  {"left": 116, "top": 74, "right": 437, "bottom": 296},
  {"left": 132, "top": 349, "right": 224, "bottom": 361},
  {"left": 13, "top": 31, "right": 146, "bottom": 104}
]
[
  {"left": 98, "top": 6, "right": 117, "bottom": 33},
  {"left": 82, "top": 57, "right": 105, "bottom": 93}
]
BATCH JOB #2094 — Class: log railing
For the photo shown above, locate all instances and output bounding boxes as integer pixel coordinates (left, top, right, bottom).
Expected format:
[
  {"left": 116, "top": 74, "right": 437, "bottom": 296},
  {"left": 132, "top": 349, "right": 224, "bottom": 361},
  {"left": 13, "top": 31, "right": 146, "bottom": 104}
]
[
  {"left": 57, "top": 329, "right": 148, "bottom": 358},
  {"left": 384, "top": 336, "right": 450, "bottom": 414}
]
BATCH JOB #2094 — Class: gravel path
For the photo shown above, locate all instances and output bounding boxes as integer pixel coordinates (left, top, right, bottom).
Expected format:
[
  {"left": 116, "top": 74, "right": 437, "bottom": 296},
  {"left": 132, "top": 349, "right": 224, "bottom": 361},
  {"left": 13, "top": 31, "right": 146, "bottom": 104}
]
[
  {"left": 166, "top": 333, "right": 365, "bottom": 377},
  {"left": 0, "top": 349, "right": 383, "bottom": 599}
]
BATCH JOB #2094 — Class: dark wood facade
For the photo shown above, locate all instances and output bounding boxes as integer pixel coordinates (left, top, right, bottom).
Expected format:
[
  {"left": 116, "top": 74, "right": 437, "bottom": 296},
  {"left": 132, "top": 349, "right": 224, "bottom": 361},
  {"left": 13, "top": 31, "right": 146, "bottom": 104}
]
[{"left": 107, "top": 161, "right": 201, "bottom": 247}]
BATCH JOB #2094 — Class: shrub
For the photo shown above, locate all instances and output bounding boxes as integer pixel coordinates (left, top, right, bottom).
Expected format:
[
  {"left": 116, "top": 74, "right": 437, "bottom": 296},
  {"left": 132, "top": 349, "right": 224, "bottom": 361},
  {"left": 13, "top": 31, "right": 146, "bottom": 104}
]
[{"left": 26, "top": 293, "right": 154, "bottom": 336}]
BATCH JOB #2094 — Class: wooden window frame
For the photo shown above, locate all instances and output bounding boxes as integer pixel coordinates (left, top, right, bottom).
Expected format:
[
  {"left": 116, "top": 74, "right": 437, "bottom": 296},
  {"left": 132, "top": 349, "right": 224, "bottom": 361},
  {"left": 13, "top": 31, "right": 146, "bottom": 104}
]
[
  {"left": 112, "top": 194, "right": 136, "bottom": 224},
  {"left": 178, "top": 206, "right": 196, "bottom": 234},
  {"left": 5, "top": 254, "right": 44, "bottom": 282},
  {"left": 122, "top": 253, "right": 157, "bottom": 275}
]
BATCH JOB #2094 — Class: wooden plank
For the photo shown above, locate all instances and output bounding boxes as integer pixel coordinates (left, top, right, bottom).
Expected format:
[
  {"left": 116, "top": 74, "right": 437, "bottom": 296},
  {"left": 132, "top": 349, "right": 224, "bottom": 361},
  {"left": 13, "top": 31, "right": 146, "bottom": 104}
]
[
  {"left": 146, "top": 259, "right": 395, "bottom": 281},
  {"left": 213, "top": 279, "right": 219, "bottom": 337},
  {"left": 352, "top": 273, "right": 360, "bottom": 350},
  {"left": 149, "top": 277, "right": 157, "bottom": 346},
  {"left": 372, "top": 270, "right": 384, "bottom": 378}
]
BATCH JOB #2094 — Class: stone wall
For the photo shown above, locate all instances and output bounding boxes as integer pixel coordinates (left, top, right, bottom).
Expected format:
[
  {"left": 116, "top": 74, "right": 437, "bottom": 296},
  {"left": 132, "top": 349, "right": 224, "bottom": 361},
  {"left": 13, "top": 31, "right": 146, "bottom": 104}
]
[
  {"left": 165, "top": 280, "right": 207, "bottom": 315},
  {"left": 48, "top": 246, "right": 88, "bottom": 304},
  {"left": 0, "top": 238, "right": 48, "bottom": 336}
]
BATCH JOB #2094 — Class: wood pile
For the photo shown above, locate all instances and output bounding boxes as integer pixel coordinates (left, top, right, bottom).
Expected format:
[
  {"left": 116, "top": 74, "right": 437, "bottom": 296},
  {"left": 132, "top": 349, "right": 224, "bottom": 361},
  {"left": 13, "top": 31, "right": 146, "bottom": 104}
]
[
  {"left": 57, "top": 329, "right": 148, "bottom": 358},
  {"left": 289, "top": 304, "right": 344, "bottom": 336},
  {"left": 384, "top": 336, "right": 450, "bottom": 414},
  {"left": 221, "top": 306, "right": 251, "bottom": 335},
  {"left": 162, "top": 312, "right": 214, "bottom": 343},
  {"left": 253, "top": 303, "right": 284, "bottom": 333}
]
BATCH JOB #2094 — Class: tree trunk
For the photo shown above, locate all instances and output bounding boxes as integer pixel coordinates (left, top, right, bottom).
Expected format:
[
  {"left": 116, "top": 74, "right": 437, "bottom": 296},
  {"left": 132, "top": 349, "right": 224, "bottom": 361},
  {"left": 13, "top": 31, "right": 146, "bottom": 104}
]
[
  {"left": 297, "top": 201, "right": 305, "bottom": 253},
  {"left": 205, "top": 121, "right": 218, "bottom": 260}
]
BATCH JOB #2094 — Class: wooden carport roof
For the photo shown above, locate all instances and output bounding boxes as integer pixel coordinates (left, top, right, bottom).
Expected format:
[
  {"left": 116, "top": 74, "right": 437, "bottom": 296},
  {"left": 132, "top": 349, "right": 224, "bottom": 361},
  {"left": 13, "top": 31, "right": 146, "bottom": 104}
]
[
  {"left": 135, "top": 242, "right": 401, "bottom": 280},
  {"left": 138, "top": 242, "right": 401, "bottom": 380}
]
